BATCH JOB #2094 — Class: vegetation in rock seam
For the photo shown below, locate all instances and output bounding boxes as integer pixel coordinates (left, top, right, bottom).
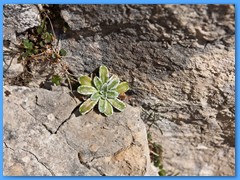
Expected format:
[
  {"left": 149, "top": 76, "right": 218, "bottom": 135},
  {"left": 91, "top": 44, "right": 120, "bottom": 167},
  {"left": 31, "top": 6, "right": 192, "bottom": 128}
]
[
  {"left": 143, "top": 108, "right": 180, "bottom": 176},
  {"left": 4, "top": 5, "right": 75, "bottom": 88},
  {"left": 77, "top": 65, "right": 130, "bottom": 116}
]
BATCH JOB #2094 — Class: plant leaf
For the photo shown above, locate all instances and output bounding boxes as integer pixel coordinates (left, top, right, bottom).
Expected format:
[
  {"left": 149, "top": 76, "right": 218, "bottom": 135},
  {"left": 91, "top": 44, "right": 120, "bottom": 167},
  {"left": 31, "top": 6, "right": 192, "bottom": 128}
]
[
  {"left": 116, "top": 82, "right": 129, "bottom": 94},
  {"left": 101, "top": 83, "right": 108, "bottom": 93},
  {"left": 98, "top": 98, "right": 107, "bottom": 113},
  {"left": 79, "top": 75, "right": 92, "bottom": 86},
  {"left": 90, "top": 92, "right": 101, "bottom": 101},
  {"left": 39, "top": 41, "right": 44, "bottom": 47},
  {"left": 99, "top": 65, "right": 109, "bottom": 84},
  {"left": 107, "top": 90, "right": 119, "bottom": 99},
  {"left": 108, "top": 99, "right": 126, "bottom": 111},
  {"left": 37, "top": 26, "right": 43, "bottom": 34},
  {"left": 107, "top": 76, "right": 120, "bottom": 90},
  {"left": 79, "top": 99, "right": 98, "bottom": 115},
  {"left": 93, "top": 76, "right": 103, "bottom": 90},
  {"left": 104, "top": 100, "right": 113, "bottom": 116},
  {"left": 33, "top": 49, "right": 39, "bottom": 54},
  {"left": 77, "top": 85, "right": 97, "bottom": 95},
  {"left": 59, "top": 49, "right": 67, "bottom": 56},
  {"left": 107, "top": 75, "right": 117, "bottom": 83},
  {"left": 42, "top": 32, "right": 52, "bottom": 43},
  {"left": 23, "top": 39, "right": 33, "bottom": 50},
  {"left": 51, "top": 75, "right": 62, "bottom": 86}
]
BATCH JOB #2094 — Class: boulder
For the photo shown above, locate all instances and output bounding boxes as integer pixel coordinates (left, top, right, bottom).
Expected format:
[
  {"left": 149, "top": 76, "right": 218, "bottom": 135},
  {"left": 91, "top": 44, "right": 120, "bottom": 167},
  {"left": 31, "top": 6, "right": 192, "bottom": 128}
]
[{"left": 3, "top": 86, "right": 157, "bottom": 176}]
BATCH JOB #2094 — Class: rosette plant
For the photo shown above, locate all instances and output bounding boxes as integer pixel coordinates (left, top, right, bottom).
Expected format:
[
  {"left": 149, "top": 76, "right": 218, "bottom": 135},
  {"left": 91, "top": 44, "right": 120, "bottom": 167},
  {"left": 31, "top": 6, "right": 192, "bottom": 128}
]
[{"left": 77, "top": 65, "right": 129, "bottom": 116}]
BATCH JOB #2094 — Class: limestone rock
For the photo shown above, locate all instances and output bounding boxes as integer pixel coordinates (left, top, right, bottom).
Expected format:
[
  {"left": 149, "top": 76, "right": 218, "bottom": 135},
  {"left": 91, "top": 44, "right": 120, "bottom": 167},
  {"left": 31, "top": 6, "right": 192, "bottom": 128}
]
[
  {"left": 3, "top": 4, "right": 235, "bottom": 176},
  {"left": 3, "top": 86, "right": 156, "bottom": 176},
  {"left": 3, "top": 4, "right": 41, "bottom": 79},
  {"left": 3, "top": 56, "right": 24, "bottom": 78},
  {"left": 4, "top": 4, "right": 41, "bottom": 41},
  {"left": 58, "top": 5, "right": 235, "bottom": 175}
]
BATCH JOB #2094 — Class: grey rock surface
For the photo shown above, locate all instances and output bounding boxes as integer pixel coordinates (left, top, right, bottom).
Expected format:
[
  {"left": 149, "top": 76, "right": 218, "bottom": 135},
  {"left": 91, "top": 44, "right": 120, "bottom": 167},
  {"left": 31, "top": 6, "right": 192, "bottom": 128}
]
[
  {"left": 3, "top": 4, "right": 41, "bottom": 80},
  {"left": 58, "top": 5, "right": 235, "bottom": 176},
  {"left": 3, "top": 4, "right": 41, "bottom": 41},
  {"left": 3, "top": 86, "right": 156, "bottom": 176},
  {"left": 3, "top": 56, "right": 24, "bottom": 78},
  {"left": 3, "top": 4, "right": 235, "bottom": 176}
]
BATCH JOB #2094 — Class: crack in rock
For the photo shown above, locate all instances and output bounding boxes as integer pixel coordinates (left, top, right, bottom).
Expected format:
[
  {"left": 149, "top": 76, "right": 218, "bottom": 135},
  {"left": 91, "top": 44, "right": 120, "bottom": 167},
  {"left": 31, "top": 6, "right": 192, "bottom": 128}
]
[
  {"left": 78, "top": 152, "right": 91, "bottom": 169},
  {"left": 92, "top": 167, "right": 106, "bottom": 176},
  {"left": 19, "top": 104, "right": 36, "bottom": 120},
  {"left": 42, "top": 123, "right": 53, "bottom": 134},
  {"left": 4, "top": 142, "right": 55, "bottom": 176},
  {"left": 18, "top": 90, "right": 80, "bottom": 135},
  {"left": 4, "top": 142, "right": 15, "bottom": 151},
  {"left": 37, "top": 104, "right": 80, "bottom": 135},
  {"left": 53, "top": 104, "right": 80, "bottom": 134},
  {"left": 78, "top": 152, "right": 105, "bottom": 176},
  {"left": 21, "top": 149, "right": 55, "bottom": 176}
]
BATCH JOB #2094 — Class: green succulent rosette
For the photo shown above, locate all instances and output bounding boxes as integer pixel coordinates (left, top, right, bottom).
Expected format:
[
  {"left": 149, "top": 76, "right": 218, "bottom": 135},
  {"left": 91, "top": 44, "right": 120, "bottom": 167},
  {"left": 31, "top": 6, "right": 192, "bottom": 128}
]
[{"left": 77, "top": 65, "right": 129, "bottom": 116}]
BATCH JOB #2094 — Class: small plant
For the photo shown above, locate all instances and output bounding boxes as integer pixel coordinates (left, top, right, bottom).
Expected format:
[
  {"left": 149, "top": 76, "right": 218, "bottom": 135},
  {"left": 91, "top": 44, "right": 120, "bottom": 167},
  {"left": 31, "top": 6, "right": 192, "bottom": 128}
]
[
  {"left": 4, "top": 5, "right": 73, "bottom": 88},
  {"left": 77, "top": 65, "right": 129, "bottom": 116},
  {"left": 147, "top": 133, "right": 167, "bottom": 176},
  {"left": 15, "top": 11, "right": 71, "bottom": 87},
  {"left": 20, "top": 18, "right": 67, "bottom": 63}
]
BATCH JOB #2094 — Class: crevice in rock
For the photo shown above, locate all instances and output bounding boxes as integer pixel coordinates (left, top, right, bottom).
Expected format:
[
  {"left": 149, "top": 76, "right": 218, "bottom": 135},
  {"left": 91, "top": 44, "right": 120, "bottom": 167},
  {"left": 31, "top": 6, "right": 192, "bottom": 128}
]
[
  {"left": 92, "top": 167, "right": 106, "bottom": 176},
  {"left": 42, "top": 123, "right": 53, "bottom": 134},
  {"left": 35, "top": 95, "right": 43, "bottom": 107},
  {"left": 89, "top": 155, "right": 106, "bottom": 163},
  {"left": 78, "top": 152, "right": 91, "bottom": 169},
  {"left": 19, "top": 94, "right": 80, "bottom": 135},
  {"left": 44, "top": 5, "right": 70, "bottom": 39},
  {"left": 21, "top": 148, "right": 55, "bottom": 176},
  {"left": 78, "top": 152, "right": 106, "bottom": 176},
  {"left": 4, "top": 142, "right": 15, "bottom": 151},
  {"left": 19, "top": 104, "right": 36, "bottom": 120},
  {"left": 53, "top": 104, "right": 80, "bottom": 134}
]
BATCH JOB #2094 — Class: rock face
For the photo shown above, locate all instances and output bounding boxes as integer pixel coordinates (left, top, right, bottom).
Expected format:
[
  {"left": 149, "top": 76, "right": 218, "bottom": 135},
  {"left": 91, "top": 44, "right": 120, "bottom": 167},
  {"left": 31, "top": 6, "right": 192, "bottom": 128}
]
[
  {"left": 3, "top": 4, "right": 41, "bottom": 42},
  {"left": 3, "top": 86, "right": 156, "bottom": 176},
  {"left": 58, "top": 5, "right": 235, "bottom": 176},
  {"left": 3, "top": 4, "right": 235, "bottom": 176},
  {"left": 3, "top": 4, "right": 41, "bottom": 79}
]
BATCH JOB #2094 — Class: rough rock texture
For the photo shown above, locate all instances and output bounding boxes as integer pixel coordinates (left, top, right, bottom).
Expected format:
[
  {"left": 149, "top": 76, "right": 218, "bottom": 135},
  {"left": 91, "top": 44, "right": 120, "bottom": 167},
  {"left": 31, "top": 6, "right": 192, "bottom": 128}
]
[
  {"left": 3, "top": 4, "right": 41, "bottom": 42},
  {"left": 58, "top": 5, "right": 235, "bottom": 176},
  {"left": 3, "top": 4, "right": 41, "bottom": 79},
  {"left": 3, "top": 4, "right": 235, "bottom": 176},
  {"left": 3, "top": 86, "right": 156, "bottom": 176},
  {"left": 3, "top": 56, "right": 24, "bottom": 78}
]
